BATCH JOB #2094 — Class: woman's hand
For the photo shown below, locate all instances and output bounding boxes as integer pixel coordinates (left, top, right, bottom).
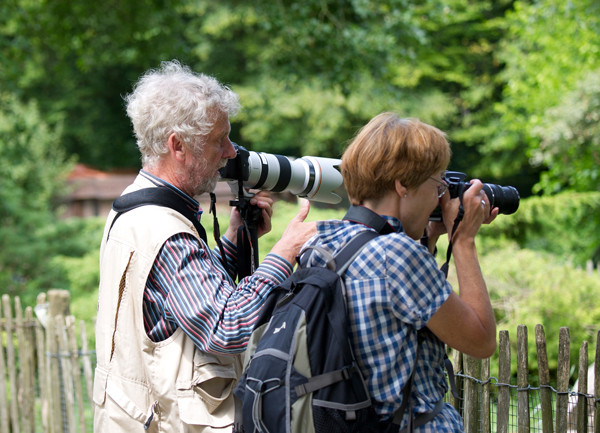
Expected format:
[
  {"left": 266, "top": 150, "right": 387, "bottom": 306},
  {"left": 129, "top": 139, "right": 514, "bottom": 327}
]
[{"left": 440, "top": 180, "right": 499, "bottom": 241}]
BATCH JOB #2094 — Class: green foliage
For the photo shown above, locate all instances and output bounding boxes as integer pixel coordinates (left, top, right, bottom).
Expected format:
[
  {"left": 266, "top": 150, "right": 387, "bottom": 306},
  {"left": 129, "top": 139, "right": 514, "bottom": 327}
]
[
  {"left": 1, "top": 0, "right": 520, "bottom": 181},
  {"left": 0, "top": 92, "right": 75, "bottom": 302},
  {"left": 531, "top": 69, "right": 600, "bottom": 193},
  {"left": 481, "top": 192, "right": 600, "bottom": 266},
  {"left": 233, "top": 76, "right": 455, "bottom": 158},
  {"left": 490, "top": 0, "right": 600, "bottom": 191},
  {"left": 479, "top": 244, "right": 600, "bottom": 383},
  {"left": 1, "top": 0, "right": 194, "bottom": 169}
]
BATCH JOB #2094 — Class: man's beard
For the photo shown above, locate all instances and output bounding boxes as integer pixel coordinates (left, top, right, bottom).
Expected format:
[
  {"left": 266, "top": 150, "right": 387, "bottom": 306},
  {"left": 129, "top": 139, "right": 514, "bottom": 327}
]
[{"left": 189, "top": 159, "right": 228, "bottom": 198}]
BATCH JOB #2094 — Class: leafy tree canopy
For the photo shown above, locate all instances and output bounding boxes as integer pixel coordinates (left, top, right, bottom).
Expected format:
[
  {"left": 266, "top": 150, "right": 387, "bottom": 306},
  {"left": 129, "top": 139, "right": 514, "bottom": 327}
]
[
  {"left": 1, "top": 0, "right": 598, "bottom": 197},
  {"left": 491, "top": 0, "right": 600, "bottom": 193}
]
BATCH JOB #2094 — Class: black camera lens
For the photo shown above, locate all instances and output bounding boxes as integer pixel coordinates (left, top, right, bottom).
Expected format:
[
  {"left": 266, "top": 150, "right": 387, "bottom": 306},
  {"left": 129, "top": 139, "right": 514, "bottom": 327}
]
[
  {"left": 429, "top": 171, "right": 520, "bottom": 221},
  {"left": 482, "top": 183, "right": 520, "bottom": 215}
]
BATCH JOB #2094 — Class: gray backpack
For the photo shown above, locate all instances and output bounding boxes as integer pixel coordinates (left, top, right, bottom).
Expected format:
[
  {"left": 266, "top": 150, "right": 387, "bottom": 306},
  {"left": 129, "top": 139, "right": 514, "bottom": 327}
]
[{"left": 233, "top": 230, "right": 387, "bottom": 433}]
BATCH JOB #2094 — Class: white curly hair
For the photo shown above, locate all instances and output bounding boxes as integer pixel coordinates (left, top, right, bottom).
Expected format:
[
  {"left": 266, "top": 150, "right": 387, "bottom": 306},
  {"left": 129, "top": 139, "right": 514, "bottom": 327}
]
[{"left": 124, "top": 60, "right": 240, "bottom": 168}]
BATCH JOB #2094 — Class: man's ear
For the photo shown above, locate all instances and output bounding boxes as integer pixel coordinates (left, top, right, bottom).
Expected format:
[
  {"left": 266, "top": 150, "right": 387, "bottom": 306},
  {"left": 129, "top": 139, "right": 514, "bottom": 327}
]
[
  {"left": 167, "top": 133, "right": 186, "bottom": 161},
  {"left": 394, "top": 179, "right": 408, "bottom": 198}
]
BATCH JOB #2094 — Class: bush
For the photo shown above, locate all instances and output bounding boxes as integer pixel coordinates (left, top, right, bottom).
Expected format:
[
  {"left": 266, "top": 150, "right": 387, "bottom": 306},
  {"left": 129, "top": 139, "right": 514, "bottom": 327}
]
[
  {"left": 481, "top": 192, "right": 600, "bottom": 267},
  {"left": 0, "top": 93, "right": 74, "bottom": 300},
  {"left": 443, "top": 237, "right": 600, "bottom": 385}
]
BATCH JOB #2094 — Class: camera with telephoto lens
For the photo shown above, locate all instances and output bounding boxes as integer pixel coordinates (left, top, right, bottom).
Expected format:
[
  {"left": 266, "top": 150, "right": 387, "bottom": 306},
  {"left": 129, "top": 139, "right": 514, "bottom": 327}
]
[
  {"left": 429, "top": 171, "right": 520, "bottom": 221},
  {"left": 219, "top": 144, "right": 344, "bottom": 204}
]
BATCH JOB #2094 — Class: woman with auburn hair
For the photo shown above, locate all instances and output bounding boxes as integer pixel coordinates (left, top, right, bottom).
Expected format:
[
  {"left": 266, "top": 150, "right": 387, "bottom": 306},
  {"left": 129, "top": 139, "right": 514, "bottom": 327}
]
[{"left": 303, "top": 112, "right": 498, "bottom": 432}]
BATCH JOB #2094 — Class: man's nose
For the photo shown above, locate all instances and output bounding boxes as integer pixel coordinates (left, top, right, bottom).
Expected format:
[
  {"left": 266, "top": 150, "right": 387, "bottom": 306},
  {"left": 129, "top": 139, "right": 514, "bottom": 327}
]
[{"left": 223, "top": 138, "right": 237, "bottom": 159}]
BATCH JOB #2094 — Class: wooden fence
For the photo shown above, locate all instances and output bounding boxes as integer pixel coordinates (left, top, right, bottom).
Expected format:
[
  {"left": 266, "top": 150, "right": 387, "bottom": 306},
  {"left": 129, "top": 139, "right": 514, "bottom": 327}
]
[
  {"left": 0, "top": 291, "right": 94, "bottom": 433},
  {"left": 448, "top": 325, "right": 600, "bottom": 432},
  {"left": 0, "top": 291, "right": 598, "bottom": 432}
]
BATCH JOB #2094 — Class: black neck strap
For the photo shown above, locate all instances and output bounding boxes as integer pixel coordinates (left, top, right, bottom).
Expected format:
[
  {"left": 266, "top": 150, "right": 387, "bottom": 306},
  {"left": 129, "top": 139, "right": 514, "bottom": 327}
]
[
  {"left": 343, "top": 205, "right": 397, "bottom": 235},
  {"left": 111, "top": 187, "right": 208, "bottom": 244}
]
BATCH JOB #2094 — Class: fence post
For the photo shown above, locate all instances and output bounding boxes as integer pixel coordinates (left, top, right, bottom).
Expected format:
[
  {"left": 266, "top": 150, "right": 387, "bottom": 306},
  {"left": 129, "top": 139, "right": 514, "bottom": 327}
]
[
  {"left": 49, "top": 289, "right": 71, "bottom": 318},
  {"left": 66, "top": 315, "right": 87, "bottom": 433},
  {"left": 0, "top": 298, "right": 10, "bottom": 433},
  {"left": 577, "top": 341, "right": 589, "bottom": 432},
  {"left": 24, "top": 306, "right": 37, "bottom": 433},
  {"left": 2, "top": 294, "right": 20, "bottom": 433},
  {"left": 517, "top": 325, "right": 530, "bottom": 433},
  {"left": 463, "top": 355, "right": 482, "bottom": 433},
  {"left": 535, "top": 324, "right": 554, "bottom": 433},
  {"left": 595, "top": 331, "right": 600, "bottom": 433},
  {"left": 15, "top": 297, "right": 36, "bottom": 433},
  {"left": 47, "top": 289, "right": 71, "bottom": 433},
  {"left": 497, "top": 330, "right": 511, "bottom": 433},
  {"left": 449, "top": 349, "right": 463, "bottom": 414},
  {"left": 556, "top": 327, "right": 570, "bottom": 432},
  {"left": 36, "top": 292, "right": 49, "bottom": 433},
  {"left": 80, "top": 320, "right": 94, "bottom": 406},
  {"left": 482, "top": 357, "right": 491, "bottom": 433}
]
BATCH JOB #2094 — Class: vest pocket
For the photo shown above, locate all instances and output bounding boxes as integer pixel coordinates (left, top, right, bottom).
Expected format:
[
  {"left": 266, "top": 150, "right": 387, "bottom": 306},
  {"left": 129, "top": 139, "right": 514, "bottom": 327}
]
[
  {"left": 177, "top": 376, "right": 236, "bottom": 427},
  {"left": 176, "top": 353, "right": 239, "bottom": 427},
  {"left": 93, "top": 366, "right": 154, "bottom": 428},
  {"left": 93, "top": 366, "right": 109, "bottom": 406}
]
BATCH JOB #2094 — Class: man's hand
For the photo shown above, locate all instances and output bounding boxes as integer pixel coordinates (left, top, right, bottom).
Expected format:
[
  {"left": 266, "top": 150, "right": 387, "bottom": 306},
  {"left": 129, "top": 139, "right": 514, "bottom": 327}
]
[
  {"left": 224, "top": 191, "right": 275, "bottom": 242},
  {"left": 270, "top": 199, "right": 317, "bottom": 264}
]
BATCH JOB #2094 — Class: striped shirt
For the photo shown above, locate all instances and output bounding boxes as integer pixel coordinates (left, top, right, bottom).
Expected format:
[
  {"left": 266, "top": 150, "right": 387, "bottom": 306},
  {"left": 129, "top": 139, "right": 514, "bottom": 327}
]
[
  {"left": 139, "top": 171, "right": 293, "bottom": 354},
  {"left": 303, "top": 217, "right": 463, "bottom": 432}
]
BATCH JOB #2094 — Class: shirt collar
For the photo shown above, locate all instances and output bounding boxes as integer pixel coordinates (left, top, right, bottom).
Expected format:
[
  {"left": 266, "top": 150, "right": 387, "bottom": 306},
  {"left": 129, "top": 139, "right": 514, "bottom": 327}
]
[
  {"left": 379, "top": 214, "right": 403, "bottom": 232},
  {"left": 139, "top": 169, "right": 202, "bottom": 215}
]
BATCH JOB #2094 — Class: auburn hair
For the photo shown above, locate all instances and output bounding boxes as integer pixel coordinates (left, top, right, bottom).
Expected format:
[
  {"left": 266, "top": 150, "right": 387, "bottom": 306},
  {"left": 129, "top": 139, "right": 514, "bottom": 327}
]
[{"left": 341, "top": 112, "right": 451, "bottom": 205}]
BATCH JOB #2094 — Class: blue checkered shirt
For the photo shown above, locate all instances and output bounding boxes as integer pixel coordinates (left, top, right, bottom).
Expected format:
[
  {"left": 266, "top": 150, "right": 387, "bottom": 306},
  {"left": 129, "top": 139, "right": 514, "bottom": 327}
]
[{"left": 303, "top": 217, "right": 464, "bottom": 432}]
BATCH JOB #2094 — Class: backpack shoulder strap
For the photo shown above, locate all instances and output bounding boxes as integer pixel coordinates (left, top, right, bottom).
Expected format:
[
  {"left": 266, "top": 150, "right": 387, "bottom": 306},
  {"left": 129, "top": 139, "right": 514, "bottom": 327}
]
[
  {"left": 333, "top": 205, "right": 399, "bottom": 274},
  {"left": 298, "top": 205, "right": 396, "bottom": 270},
  {"left": 109, "top": 187, "right": 208, "bottom": 243},
  {"left": 332, "top": 230, "right": 380, "bottom": 276}
]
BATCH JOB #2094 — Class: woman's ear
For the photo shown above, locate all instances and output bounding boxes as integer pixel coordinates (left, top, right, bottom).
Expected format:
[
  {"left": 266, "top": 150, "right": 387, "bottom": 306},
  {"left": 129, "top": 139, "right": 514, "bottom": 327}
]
[{"left": 395, "top": 179, "right": 408, "bottom": 198}]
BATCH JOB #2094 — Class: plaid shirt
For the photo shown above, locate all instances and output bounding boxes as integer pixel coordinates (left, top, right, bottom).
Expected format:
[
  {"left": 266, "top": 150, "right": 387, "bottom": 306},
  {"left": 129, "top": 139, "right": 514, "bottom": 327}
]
[{"left": 303, "top": 217, "right": 464, "bottom": 432}]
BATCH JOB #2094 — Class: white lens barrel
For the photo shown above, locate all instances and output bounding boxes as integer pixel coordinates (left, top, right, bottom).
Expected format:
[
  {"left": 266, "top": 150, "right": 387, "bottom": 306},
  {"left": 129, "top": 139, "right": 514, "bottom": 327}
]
[{"left": 242, "top": 151, "right": 343, "bottom": 204}]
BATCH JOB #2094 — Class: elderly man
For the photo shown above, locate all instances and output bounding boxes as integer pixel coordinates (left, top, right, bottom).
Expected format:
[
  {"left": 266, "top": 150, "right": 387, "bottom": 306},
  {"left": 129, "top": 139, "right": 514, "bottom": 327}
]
[{"left": 93, "top": 60, "right": 315, "bottom": 432}]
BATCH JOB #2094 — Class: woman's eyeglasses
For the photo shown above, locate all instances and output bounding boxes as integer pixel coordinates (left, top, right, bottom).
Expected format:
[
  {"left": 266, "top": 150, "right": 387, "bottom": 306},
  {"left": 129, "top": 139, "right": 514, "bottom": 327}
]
[{"left": 430, "top": 177, "right": 449, "bottom": 198}]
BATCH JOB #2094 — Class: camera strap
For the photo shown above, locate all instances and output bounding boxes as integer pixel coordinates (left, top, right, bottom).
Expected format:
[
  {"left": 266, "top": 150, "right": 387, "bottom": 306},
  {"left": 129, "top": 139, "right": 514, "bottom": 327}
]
[
  {"left": 440, "top": 204, "right": 464, "bottom": 278},
  {"left": 209, "top": 193, "right": 233, "bottom": 279},
  {"left": 343, "top": 205, "right": 396, "bottom": 235},
  {"left": 110, "top": 187, "right": 208, "bottom": 243}
]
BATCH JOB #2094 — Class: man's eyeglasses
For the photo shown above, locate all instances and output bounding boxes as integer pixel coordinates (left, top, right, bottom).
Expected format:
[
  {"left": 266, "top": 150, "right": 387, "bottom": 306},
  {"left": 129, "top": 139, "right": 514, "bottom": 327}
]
[{"left": 430, "top": 177, "right": 448, "bottom": 198}]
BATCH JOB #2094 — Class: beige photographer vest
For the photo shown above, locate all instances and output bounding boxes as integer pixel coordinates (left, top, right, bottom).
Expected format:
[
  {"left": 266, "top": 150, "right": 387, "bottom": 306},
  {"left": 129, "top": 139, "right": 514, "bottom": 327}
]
[{"left": 93, "top": 176, "right": 241, "bottom": 433}]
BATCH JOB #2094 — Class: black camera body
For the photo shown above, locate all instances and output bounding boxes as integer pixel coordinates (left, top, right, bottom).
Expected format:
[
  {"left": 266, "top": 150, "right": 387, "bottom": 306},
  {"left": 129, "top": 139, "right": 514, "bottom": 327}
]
[{"left": 429, "top": 171, "right": 520, "bottom": 221}]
